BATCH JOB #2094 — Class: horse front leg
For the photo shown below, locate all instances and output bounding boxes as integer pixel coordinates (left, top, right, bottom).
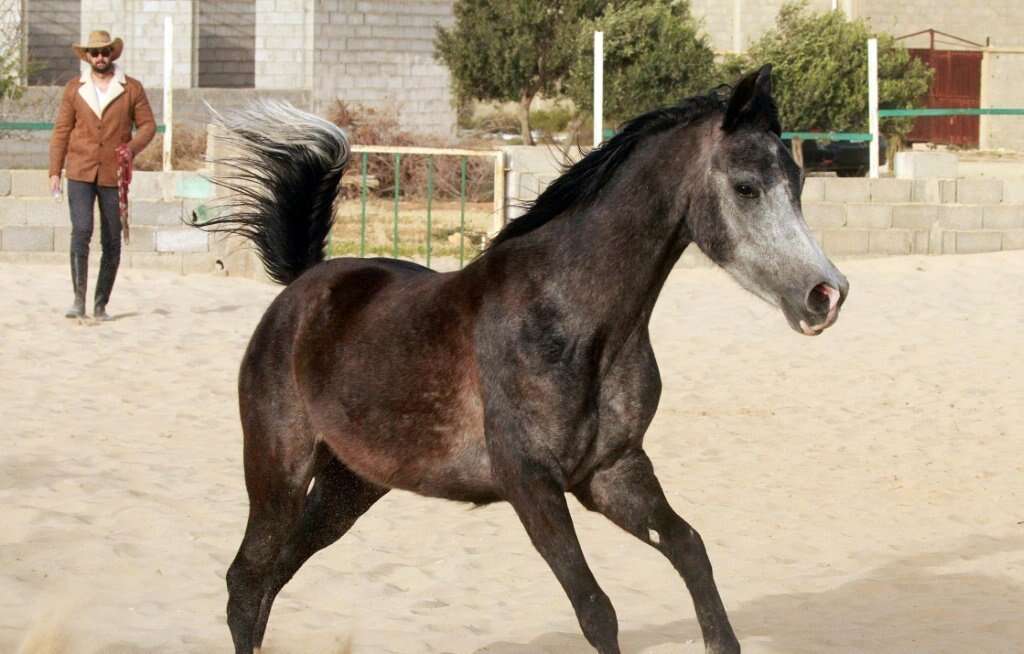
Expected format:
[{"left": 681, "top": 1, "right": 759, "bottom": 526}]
[
  {"left": 489, "top": 434, "right": 621, "bottom": 653},
  {"left": 574, "top": 449, "right": 740, "bottom": 654}
]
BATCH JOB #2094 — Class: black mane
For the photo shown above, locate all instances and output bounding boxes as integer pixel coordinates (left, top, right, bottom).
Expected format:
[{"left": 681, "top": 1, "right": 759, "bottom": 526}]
[{"left": 488, "top": 87, "right": 732, "bottom": 248}]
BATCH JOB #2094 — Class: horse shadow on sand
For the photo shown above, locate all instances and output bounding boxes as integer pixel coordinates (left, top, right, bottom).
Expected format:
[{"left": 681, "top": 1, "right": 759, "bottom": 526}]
[{"left": 477, "top": 532, "right": 1024, "bottom": 654}]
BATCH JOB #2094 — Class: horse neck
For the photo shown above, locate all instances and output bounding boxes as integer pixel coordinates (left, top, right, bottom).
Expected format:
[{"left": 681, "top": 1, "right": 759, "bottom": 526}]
[{"left": 522, "top": 126, "right": 705, "bottom": 332}]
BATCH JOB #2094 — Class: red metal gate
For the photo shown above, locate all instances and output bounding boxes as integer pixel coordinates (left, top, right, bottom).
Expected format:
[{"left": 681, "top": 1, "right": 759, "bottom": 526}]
[{"left": 900, "top": 30, "right": 984, "bottom": 147}]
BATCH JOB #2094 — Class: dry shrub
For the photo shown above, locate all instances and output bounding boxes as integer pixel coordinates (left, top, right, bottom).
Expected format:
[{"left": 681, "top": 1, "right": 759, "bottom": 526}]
[
  {"left": 328, "top": 100, "right": 494, "bottom": 203},
  {"left": 134, "top": 124, "right": 208, "bottom": 171}
]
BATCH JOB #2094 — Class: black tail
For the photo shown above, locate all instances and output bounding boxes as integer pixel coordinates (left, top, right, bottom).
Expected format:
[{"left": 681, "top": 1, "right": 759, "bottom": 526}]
[{"left": 193, "top": 101, "right": 350, "bottom": 285}]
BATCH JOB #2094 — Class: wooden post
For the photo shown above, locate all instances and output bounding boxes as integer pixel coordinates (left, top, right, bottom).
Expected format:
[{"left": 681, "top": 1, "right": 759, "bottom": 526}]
[
  {"left": 491, "top": 150, "right": 505, "bottom": 238},
  {"left": 791, "top": 137, "right": 804, "bottom": 169},
  {"left": 593, "top": 31, "right": 603, "bottom": 147},
  {"left": 162, "top": 16, "right": 173, "bottom": 172},
  {"left": 868, "top": 38, "right": 879, "bottom": 178}
]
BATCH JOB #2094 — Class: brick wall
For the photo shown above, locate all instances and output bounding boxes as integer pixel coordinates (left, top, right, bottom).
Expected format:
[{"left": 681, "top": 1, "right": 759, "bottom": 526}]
[
  {"left": 689, "top": 0, "right": 835, "bottom": 53},
  {"left": 197, "top": 0, "right": 256, "bottom": 88},
  {"left": 77, "top": 0, "right": 196, "bottom": 90},
  {"left": 858, "top": 0, "right": 1024, "bottom": 49},
  {"left": 313, "top": 0, "right": 456, "bottom": 137},
  {"left": 26, "top": 0, "right": 80, "bottom": 85},
  {"left": 254, "top": 0, "right": 314, "bottom": 90}
]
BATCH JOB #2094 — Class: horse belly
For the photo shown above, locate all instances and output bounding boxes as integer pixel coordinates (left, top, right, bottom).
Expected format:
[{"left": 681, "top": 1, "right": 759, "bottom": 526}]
[{"left": 319, "top": 402, "right": 500, "bottom": 504}]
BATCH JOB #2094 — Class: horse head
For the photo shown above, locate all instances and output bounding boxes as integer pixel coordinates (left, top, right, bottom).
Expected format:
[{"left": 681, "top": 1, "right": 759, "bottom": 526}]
[{"left": 688, "top": 65, "right": 849, "bottom": 336}]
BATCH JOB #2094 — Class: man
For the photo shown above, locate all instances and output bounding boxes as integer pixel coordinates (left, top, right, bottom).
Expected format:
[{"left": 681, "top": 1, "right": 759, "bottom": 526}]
[{"left": 49, "top": 30, "right": 156, "bottom": 320}]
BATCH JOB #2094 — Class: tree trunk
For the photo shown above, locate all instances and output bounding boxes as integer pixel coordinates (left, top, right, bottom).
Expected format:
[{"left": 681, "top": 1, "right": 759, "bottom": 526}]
[{"left": 518, "top": 92, "right": 534, "bottom": 146}]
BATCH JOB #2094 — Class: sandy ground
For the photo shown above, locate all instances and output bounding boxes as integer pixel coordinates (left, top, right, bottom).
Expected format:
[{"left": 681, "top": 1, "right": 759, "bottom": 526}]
[{"left": 1, "top": 252, "right": 1022, "bottom": 654}]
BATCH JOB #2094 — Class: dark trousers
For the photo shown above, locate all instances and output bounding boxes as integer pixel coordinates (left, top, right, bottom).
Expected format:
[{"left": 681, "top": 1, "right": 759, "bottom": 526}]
[{"left": 68, "top": 179, "right": 121, "bottom": 309}]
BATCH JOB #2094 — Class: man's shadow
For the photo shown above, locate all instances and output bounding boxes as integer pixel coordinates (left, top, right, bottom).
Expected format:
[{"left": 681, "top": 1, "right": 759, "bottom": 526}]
[{"left": 478, "top": 533, "right": 1024, "bottom": 653}]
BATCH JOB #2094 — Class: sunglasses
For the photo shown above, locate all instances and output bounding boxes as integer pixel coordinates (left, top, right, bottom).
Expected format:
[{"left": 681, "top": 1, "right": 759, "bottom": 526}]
[{"left": 87, "top": 48, "right": 112, "bottom": 58}]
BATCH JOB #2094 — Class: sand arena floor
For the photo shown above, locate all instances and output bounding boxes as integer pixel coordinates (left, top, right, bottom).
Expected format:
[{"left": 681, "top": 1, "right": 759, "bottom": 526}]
[{"left": 1, "top": 252, "right": 1022, "bottom": 654}]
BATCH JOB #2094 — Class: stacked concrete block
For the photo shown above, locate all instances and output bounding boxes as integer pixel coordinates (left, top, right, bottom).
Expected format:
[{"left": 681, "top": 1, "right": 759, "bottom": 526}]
[
  {"left": 803, "top": 203, "right": 845, "bottom": 229},
  {"left": 869, "top": 179, "right": 912, "bottom": 203},
  {"left": 0, "top": 168, "right": 216, "bottom": 271},
  {"left": 983, "top": 205, "right": 1024, "bottom": 229},
  {"left": 845, "top": 204, "right": 892, "bottom": 229},
  {"left": 1003, "top": 230, "right": 1024, "bottom": 250},
  {"left": 823, "top": 178, "right": 870, "bottom": 203},
  {"left": 956, "top": 178, "right": 1003, "bottom": 204}
]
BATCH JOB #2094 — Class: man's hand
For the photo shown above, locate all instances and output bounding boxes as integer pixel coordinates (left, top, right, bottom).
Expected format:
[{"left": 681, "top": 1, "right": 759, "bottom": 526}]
[
  {"left": 115, "top": 144, "right": 134, "bottom": 160},
  {"left": 49, "top": 175, "right": 61, "bottom": 196}
]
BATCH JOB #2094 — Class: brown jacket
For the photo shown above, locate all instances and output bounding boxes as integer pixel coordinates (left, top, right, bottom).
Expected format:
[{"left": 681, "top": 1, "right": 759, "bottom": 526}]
[{"left": 49, "top": 67, "right": 156, "bottom": 186}]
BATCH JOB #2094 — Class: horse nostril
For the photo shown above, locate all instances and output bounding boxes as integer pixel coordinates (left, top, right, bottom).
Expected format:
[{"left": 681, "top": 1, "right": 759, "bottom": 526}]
[{"left": 806, "top": 283, "right": 839, "bottom": 316}]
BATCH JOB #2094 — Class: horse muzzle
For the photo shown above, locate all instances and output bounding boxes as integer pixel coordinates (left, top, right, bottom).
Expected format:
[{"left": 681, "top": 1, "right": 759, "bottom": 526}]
[{"left": 784, "top": 275, "right": 849, "bottom": 336}]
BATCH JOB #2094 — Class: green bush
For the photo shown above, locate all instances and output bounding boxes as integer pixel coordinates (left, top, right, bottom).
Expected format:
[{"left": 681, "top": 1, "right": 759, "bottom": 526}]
[
  {"left": 565, "top": 0, "right": 716, "bottom": 124},
  {"left": 719, "top": 1, "right": 932, "bottom": 142}
]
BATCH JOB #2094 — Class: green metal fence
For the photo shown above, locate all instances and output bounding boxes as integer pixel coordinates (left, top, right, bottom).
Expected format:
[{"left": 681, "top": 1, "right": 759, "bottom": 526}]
[
  {"left": 879, "top": 108, "right": 1024, "bottom": 118},
  {"left": 340, "top": 145, "right": 505, "bottom": 270},
  {"left": 0, "top": 121, "right": 167, "bottom": 133}
]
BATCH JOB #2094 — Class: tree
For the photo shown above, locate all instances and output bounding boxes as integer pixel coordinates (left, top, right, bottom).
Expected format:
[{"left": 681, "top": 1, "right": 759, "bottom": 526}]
[
  {"left": 565, "top": 0, "right": 716, "bottom": 125},
  {"left": 0, "top": 1, "right": 25, "bottom": 100},
  {"left": 436, "top": 0, "right": 606, "bottom": 145},
  {"left": 720, "top": 1, "right": 932, "bottom": 147}
]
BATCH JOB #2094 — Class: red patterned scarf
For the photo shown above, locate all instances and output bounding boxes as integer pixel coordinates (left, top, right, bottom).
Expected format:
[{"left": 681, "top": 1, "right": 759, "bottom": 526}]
[{"left": 116, "top": 145, "right": 133, "bottom": 244}]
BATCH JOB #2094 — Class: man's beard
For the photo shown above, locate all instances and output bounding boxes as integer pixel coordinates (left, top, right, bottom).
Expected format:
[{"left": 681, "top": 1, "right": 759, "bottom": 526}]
[{"left": 91, "top": 60, "right": 112, "bottom": 74}]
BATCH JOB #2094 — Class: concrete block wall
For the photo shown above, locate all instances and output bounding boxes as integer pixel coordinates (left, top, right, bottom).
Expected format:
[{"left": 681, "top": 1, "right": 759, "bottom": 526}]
[
  {"left": 982, "top": 51, "right": 1024, "bottom": 153},
  {"left": 0, "top": 168, "right": 225, "bottom": 274},
  {"left": 197, "top": 0, "right": 257, "bottom": 88},
  {"left": 255, "top": 0, "right": 315, "bottom": 90},
  {"left": 313, "top": 0, "right": 456, "bottom": 137},
  {"left": 26, "top": 0, "right": 81, "bottom": 85},
  {"left": 800, "top": 177, "right": 1024, "bottom": 258},
  {"left": 501, "top": 147, "right": 1024, "bottom": 268},
  {"left": 79, "top": 0, "right": 195, "bottom": 90},
  {"left": 689, "top": 0, "right": 834, "bottom": 53}
]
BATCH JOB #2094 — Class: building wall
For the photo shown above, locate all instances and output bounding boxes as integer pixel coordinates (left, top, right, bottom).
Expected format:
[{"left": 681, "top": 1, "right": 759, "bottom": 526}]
[
  {"left": 313, "top": 0, "right": 455, "bottom": 137},
  {"left": 26, "top": 0, "right": 80, "bottom": 85},
  {"left": 196, "top": 0, "right": 256, "bottom": 88},
  {"left": 982, "top": 51, "right": 1024, "bottom": 152},
  {"left": 857, "top": 0, "right": 1024, "bottom": 49},
  {"left": 689, "top": 0, "right": 835, "bottom": 53},
  {"left": 78, "top": 0, "right": 195, "bottom": 89},
  {"left": 254, "top": 0, "right": 314, "bottom": 89}
]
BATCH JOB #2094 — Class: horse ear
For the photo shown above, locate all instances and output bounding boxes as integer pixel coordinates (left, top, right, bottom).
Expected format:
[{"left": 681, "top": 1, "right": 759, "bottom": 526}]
[{"left": 722, "top": 64, "right": 781, "bottom": 135}]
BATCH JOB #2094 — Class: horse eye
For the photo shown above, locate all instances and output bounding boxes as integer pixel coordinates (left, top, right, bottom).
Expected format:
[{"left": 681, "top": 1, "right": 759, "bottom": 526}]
[{"left": 734, "top": 183, "right": 759, "bottom": 199}]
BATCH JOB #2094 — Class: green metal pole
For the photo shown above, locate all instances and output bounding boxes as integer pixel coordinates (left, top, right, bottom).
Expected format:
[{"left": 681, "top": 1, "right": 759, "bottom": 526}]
[
  {"left": 393, "top": 153, "right": 401, "bottom": 259},
  {"left": 459, "top": 157, "right": 467, "bottom": 269},
  {"left": 426, "top": 156, "right": 434, "bottom": 269},
  {"left": 359, "top": 152, "right": 368, "bottom": 258}
]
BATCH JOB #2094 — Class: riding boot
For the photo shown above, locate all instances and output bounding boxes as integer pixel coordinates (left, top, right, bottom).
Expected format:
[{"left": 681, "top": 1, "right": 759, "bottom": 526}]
[
  {"left": 93, "top": 252, "right": 119, "bottom": 321},
  {"left": 65, "top": 253, "right": 88, "bottom": 318}
]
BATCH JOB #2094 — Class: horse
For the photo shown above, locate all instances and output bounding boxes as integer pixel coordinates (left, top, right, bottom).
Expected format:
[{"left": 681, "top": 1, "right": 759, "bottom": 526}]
[{"left": 197, "top": 64, "right": 849, "bottom": 654}]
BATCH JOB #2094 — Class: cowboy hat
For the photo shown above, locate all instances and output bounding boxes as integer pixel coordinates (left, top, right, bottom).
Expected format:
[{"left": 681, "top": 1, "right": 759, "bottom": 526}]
[{"left": 72, "top": 30, "right": 124, "bottom": 62}]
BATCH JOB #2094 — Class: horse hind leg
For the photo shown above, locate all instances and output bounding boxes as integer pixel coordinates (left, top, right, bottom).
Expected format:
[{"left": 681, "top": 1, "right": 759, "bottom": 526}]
[
  {"left": 225, "top": 418, "right": 320, "bottom": 654},
  {"left": 249, "top": 454, "right": 388, "bottom": 650}
]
